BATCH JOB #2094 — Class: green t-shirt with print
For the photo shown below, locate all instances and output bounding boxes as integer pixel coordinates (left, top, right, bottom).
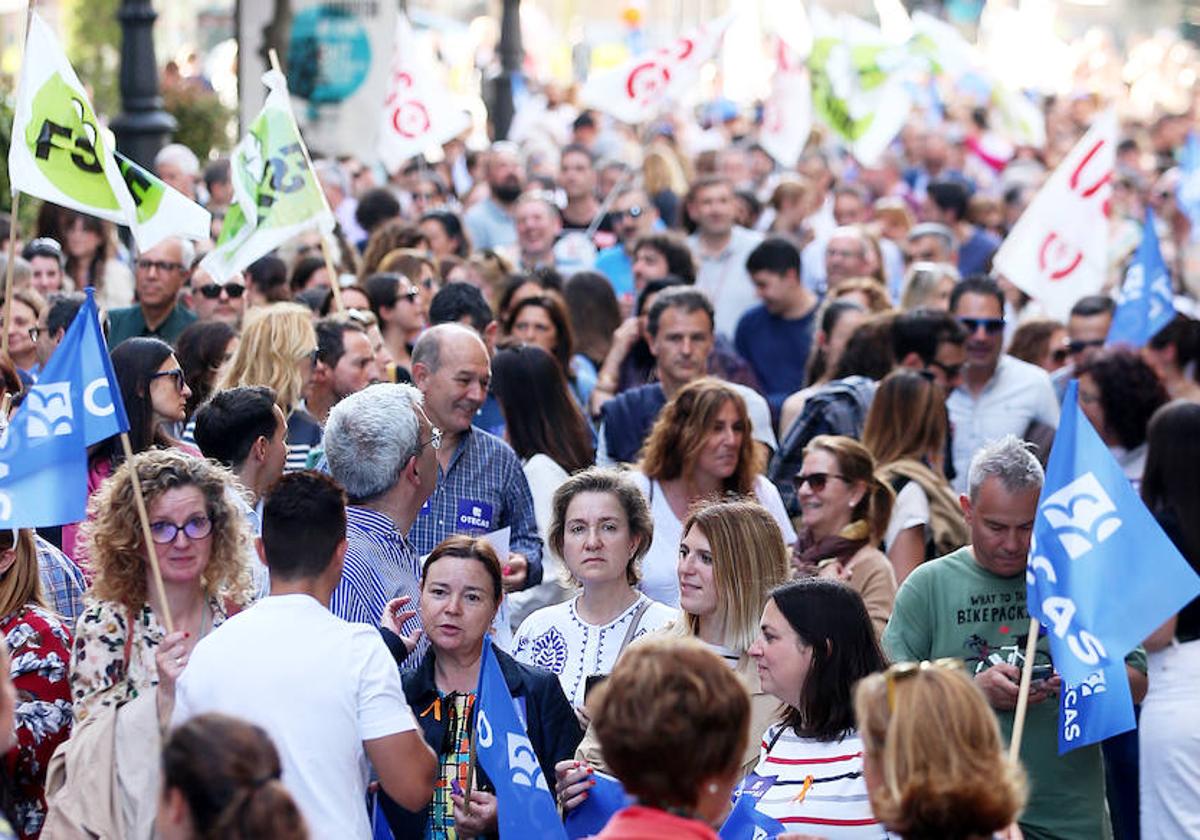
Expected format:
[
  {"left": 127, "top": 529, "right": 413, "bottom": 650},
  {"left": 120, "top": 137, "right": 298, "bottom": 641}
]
[{"left": 882, "top": 546, "right": 1122, "bottom": 840}]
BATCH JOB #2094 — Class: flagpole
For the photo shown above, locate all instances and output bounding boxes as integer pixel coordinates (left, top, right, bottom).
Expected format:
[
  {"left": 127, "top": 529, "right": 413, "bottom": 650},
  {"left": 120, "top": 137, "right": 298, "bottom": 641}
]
[
  {"left": 120, "top": 433, "right": 174, "bottom": 633},
  {"left": 2, "top": 2, "right": 35, "bottom": 359},
  {"left": 266, "top": 48, "right": 345, "bottom": 314},
  {"left": 1008, "top": 616, "right": 1041, "bottom": 761}
]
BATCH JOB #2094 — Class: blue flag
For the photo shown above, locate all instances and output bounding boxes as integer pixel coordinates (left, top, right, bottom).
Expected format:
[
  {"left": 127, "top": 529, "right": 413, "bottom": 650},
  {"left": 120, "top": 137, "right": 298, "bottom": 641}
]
[
  {"left": 0, "top": 288, "right": 127, "bottom": 527},
  {"left": 473, "top": 636, "right": 567, "bottom": 840},
  {"left": 719, "top": 791, "right": 786, "bottom": 840},
  {"left": 1107, "top": 209, "right": 1176, "bottom": 347},
  {"left": 1057, "top": 658, "right": 1135, "bottom": 754},
  {"left": 564, "top": 772, "right": 632, "bottom": 839},
  {"left": 1178, "top": 131, "right": 1200, "bottom": 243},
  {"left": 1027, "top": 380, "right": 1200, "bottom": 689}
]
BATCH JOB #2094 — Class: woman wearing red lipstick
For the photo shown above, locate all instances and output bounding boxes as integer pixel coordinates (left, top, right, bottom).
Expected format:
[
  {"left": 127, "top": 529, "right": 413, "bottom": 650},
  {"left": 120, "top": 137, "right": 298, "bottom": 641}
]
[{"left": 381, "top": 535, "right": 581, "bottom": 840}]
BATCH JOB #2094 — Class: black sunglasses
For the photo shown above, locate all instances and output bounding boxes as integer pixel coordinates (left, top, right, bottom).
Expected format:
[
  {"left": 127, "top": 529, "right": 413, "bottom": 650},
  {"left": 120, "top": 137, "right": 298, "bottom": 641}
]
[
  {"left": 793, "top": 472, "right": 848, "bottom": 493},
  {"left": 150, "top": 368, "right": 186, "bottom": 391},
  {"left": 958, "top": 316, "right": 1005, "bottom": 335},
  {"left": 1068, "top": 338, "right": 1105, "bottom": 355},
  {"left": 1051, "top": 347, "right": 1070, "bottom": 364},
  {"left": 928, "top": 359, "right": 964, "bottom": 380},
  {"left": 198, "top": 282, "right": 246, "bottom": 299}
]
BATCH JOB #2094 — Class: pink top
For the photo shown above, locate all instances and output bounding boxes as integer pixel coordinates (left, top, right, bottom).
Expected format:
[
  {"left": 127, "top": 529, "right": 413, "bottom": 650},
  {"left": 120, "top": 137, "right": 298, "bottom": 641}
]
[{"left": 594, "top": 806, "right": 720, "bottom": 840}]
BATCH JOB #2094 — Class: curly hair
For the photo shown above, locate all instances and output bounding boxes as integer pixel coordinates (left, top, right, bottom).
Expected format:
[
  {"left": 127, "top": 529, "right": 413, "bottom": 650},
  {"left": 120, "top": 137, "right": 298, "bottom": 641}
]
[
  {"left": 1077, "top": 348, "right": 1169, "bottom": 450},
  {"left": 81, "top": 449, "right": 252, "bottom": 611},
  {"left": 855, "top": 663, "right": 1027, "bottom": 839},
  {"left": 638, "top": 378, "right": 761, "bottom": 492},
  {"left": 216, "top": 303, "right": 316, "bottom": 413}
]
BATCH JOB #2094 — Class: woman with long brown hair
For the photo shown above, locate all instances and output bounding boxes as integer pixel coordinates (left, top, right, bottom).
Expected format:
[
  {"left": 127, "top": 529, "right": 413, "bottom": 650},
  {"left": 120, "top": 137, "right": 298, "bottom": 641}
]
[{"left": 634, "top": 378, "right": 795, "bottom": 606}]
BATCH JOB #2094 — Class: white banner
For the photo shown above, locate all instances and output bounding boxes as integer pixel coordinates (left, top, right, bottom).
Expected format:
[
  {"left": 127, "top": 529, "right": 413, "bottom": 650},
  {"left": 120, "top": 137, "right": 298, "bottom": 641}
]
[{"left": 760, "top": 36, "right": 812, "bottom": 168}]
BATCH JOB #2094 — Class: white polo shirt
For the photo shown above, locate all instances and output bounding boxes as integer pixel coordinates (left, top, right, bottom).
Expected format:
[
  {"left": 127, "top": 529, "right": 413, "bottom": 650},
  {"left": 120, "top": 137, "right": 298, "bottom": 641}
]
[
  {"left": 172, "top": 594, "right": 416, "bottom": 840},
  {"left": 947, "top": 355, "right": 1060, "bottom": 493}
]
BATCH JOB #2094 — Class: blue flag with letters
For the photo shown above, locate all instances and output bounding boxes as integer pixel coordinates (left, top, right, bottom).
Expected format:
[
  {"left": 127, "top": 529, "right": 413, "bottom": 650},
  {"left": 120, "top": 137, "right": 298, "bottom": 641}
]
[
  {"left": 1107, "top": 209, "right": 1176, "bottom": 347},
  {"left": 473, "top": 635, "right": 567, "bottom": 840},
  {"left": 1178, "top": 130, "right": 1200, "bottom": 243},
  {"left": 1057, "top": 658, "right": 1134, "bottom": 754},
  {"left": 0, "top": 288, "right": 127, "bottom": 527},
  {"left": 1027, "top": 381, "right": 1199, "bottom": 750}
]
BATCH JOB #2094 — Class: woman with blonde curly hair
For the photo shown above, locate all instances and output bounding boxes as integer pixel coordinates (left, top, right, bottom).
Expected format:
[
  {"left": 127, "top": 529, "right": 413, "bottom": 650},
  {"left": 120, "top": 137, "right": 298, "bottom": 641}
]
[
  {"left": 633, "top": 378, "right": 795, "bottom": 606},
  {"left": 854, "top": 660, "right": 1026, "bottom": 839},
  {"left": 215, "top": 303, "right": 319, "bottom": 471},
  {"left": 71, "top": 449, "right": 252, "bottom": 724}
]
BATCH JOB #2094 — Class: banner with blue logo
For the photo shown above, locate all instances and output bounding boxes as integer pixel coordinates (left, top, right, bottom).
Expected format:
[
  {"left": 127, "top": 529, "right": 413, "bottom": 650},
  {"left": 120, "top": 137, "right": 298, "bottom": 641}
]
[
  {"left": 1107, "top": 209, "right": 1176, "bottom": 347},
  {"left": 1058, "top": 657, "right": 1135, "bottom": 754},
  {"left": 0, "top": 288, "right": 127, "bottom": 527},
  {"left": 473, "top": 635, "right": 567, "bottom": 840}
]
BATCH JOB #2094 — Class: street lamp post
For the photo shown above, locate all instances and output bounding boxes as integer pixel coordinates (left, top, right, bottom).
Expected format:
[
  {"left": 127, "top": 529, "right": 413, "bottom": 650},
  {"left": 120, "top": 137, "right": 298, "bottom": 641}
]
[
  {"left": 492, "top": 0, "right": 522, "bottom": 140},
  {"left": 111, "top": 0, "right": 176, "bottom": 168}
]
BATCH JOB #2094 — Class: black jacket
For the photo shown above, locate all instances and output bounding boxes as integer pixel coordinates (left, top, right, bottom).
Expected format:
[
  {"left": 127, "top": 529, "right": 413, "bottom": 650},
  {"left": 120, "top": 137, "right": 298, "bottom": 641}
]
[{"left": 381, "top": 645, "right": 582, "bottom": 839}]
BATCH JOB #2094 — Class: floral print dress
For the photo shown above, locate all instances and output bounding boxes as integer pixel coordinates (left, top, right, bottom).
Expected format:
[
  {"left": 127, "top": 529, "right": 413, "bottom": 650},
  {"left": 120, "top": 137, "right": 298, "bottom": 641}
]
[
  {"left": 2, "top": 605, "right": 73, "bottom": 840},
  {"left": 69, "top": 598, "right": 229, "bottom": 724}
]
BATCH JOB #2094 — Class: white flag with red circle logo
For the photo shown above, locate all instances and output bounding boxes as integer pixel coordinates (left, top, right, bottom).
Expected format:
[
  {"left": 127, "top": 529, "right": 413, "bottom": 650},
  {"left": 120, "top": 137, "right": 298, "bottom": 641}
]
[
  {"left": 580, "top": 13, "right": 735, "bottom": 125},
  {"left": 377, "top": 14, "right": 471, "bottom": 173},
  {"left": 760, "top": 36, "right": 812, "bottom": 168},
  {"left": 992, "top": 110, "right": 1116, "bottom": 320}
]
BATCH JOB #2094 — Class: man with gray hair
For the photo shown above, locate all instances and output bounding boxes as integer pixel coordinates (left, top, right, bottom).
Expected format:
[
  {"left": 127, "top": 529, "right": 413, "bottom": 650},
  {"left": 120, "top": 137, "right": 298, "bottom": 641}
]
[
  {"left": 324, "top": 383, "right": 438, "bottom": 667},
  {"left": 106, "top": 236, "right": 197, "bottom": 347},
  {"left": 883, "top": 434, "right": 1147, "bottom": 840},
  {"left": 154, "top": 142, "right": 201, "bottom": 200}
]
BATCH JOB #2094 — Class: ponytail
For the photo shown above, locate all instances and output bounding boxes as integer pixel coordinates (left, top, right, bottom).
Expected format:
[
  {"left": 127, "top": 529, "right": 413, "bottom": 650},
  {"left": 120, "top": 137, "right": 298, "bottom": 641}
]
[
  {"left": 861, "top": 474, "right": 896, "bottom": 546},
  {"left": 208, "top": 776, "right": 307, "bottom": 840}
]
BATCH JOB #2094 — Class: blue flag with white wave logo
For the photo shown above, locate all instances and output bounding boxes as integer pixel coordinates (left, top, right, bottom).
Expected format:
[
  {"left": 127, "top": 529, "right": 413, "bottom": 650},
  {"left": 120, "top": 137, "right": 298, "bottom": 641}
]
[
  {"left": 0, "top": 288, "right": 127, "bottom": 527},
  {"left": 474, "top": 635, "right": 567, "bottom": 840},
  {"left": 1107, "top": 209, "right": 1176, "bottom": 348},
  {"left": 1057, "top": 657, "right": 1134, "bottom": 754}
]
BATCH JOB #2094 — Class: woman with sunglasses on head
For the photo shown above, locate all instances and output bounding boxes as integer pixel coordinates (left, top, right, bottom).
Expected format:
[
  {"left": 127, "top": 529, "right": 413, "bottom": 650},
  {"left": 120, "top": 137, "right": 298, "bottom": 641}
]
[
  {"left": 862, "top": 372, "right": 968, "bottom": 585},
  {"left": 62, "top": 338, "right": 197, "bottom": 566},
  {"left": 792, "top": 435, "right": 897, "bottom": 637},
  {"left": 71, "top": 449, "right": 253, "bottom": 726},
  {"left": 742, "top": 578, "right": 890, "bottom": 837},
  {"left": 633, "top": 378, "right": 795, "bottom": 606},
  {"left": 854, "top": 660, "right": 1026, "bottom": 840},
  {"left": 216, "top": 304, "right": 321, "bottom": 473},
  {"left": 556, "top": 498, "right": 791, "bottom": 809},
  {"left": 0, "top": 529, "right": 73, "bottom": 840}
]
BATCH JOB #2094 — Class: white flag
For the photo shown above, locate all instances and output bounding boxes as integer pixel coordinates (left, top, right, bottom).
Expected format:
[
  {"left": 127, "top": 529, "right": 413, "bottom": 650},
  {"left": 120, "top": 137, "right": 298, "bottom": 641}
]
[
  {"left": 760, "top": 37, "right": 811, "bottom": 168},
  {"left": 377, "top": 14, "right": 471, "bottom": 173},
  {"left": 580, "top": 13, "right": 735, "bottom": 125},
  {"left": 808, "top": 7, "right": 915, "bottom": 165},
  {"left": 8, "top": 13, "right": 209, "bottom": 250},
  {"left": 992, "top": 110, "right": 1116, "bottom": 320}
]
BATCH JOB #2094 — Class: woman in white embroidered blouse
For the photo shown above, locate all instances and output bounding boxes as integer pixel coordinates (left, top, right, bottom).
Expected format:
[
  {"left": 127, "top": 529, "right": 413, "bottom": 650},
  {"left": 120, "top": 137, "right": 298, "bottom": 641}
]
[{"left": 513, "top": 468, "right": 675, "bottom": 717}]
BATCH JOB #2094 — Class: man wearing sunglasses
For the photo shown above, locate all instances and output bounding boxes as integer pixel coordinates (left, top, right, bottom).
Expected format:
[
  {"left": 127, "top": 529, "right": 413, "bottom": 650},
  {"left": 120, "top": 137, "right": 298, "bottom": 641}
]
[
  {"left": 186, "top": 264, "right": 247, "bottom": 328},
  {"left": 106, "top": 236, "right": 198, "bottom": 348},
  {"left": 594, "top": 187, "right": 660, "bottom": 302},
  {"left": 946, "top": 276, "right": 1059, "bottom": 493}
]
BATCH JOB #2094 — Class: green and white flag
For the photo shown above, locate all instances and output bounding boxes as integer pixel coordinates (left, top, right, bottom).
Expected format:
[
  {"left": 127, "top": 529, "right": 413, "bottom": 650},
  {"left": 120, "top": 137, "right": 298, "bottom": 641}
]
[
  {"left": 8, "top": 13, "right": 209, "bottom": 250},
  {"left": 200, "top": 70, "right": 334, "bottom": 283},
  {"left": 808, "top": 7, "right": 916, "bottom": 165}
]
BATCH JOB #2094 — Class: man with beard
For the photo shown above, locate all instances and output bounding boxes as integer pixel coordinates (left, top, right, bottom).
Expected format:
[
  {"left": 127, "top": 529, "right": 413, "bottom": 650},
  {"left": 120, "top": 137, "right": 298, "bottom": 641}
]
[
  {"left": 946, "top": 276, "right": 1058, "bottom": 492},
  {"left": 464, "top": 141, "right": 525, "bottom": 251}
]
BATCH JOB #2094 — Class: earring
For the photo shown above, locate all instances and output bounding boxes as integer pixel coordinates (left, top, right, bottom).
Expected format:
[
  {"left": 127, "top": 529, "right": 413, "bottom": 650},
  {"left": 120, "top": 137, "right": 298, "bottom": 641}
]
[{"left": 707, "top": 782, "right": 719, "bottom": 794}]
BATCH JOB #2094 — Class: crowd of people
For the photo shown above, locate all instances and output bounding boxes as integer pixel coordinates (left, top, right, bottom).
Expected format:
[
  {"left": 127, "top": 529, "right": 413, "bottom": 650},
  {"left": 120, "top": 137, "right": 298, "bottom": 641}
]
[{"left": 0, "top": 36, "right": 1197, "bottom": 840}]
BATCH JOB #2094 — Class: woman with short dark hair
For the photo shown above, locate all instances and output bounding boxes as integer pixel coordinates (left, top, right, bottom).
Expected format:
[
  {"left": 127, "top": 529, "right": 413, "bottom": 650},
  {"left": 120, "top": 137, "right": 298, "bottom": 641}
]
[{"left": 1077, "top": 348, "right": 1169, "bottom": 487}]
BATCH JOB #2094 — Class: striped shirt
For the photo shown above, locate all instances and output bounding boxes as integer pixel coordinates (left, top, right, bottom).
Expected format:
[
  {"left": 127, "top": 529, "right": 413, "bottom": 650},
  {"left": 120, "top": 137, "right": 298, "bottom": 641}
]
[
  {"left": 748, "top": 726, "right": 888, "bottom": 838},
  {"left": 409, "top": 426, "right": 543, "bottom": 586},
  {"left": 285, "top": 408, "right": 323, "bottom": 474},
  {"left": 330, "top": 507, "right": 427, "bottom": 668}
]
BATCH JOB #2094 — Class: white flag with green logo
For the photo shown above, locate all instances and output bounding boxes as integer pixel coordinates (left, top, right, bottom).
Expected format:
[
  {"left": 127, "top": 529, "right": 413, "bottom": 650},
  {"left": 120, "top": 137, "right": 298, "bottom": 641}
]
[
  {"left": 808, "top": 7, "right": 916, "bottom": 165},
  {"left": 8, "top": 13, "right": 210, "bottom": 250},
  {"left": 200, "top": 70, "right": 334, "bottom": 283}
]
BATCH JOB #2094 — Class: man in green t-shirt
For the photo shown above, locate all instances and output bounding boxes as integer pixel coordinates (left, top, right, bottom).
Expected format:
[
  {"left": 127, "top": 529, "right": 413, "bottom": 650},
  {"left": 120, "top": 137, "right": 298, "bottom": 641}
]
[{"left": 882, "top": 435, "right": 1147, "bottom": 840}]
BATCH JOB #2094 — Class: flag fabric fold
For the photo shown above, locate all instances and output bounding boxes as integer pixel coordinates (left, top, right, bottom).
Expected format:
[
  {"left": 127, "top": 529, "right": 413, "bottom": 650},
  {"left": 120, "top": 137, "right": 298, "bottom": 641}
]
[
  {"left": 1107, "top": 209, "right": 1176, "bottom": 347},
  {"left": 0, "top": 288, "right": 128, "bottom": 528},
  {"left": 759, "top": 37, "right": 811, "bottom": 169},
  {"left": 473, "top": 636, "right": 568, "bottom": 840},
  {"left": 199, "top": 70, "right": 335, "bottom": 283},
  {"left": 8, "top": 13, "right": 209, "bottom": 250}
]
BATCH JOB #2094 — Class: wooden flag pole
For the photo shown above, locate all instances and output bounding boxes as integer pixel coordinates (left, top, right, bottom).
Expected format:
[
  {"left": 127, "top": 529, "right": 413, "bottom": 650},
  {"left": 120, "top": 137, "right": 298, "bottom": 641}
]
[
  {"left": 266, "top": 48, "right": 346, "bottom": 313},
  {"left": 1, "top": 191, "right": 20, "bottom": 357},
  {"left": 120, "top": 433, "right": 174, "bottom": 633},
  {"left": 1008, "top": 616, "right": 1041, "bottom": 762}
]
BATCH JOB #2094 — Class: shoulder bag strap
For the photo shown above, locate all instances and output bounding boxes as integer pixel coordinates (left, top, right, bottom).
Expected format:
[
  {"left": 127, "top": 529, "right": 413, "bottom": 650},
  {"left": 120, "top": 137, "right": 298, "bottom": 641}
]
[{"left": 618, "top": 598, "right": 652, "bottom": 653}]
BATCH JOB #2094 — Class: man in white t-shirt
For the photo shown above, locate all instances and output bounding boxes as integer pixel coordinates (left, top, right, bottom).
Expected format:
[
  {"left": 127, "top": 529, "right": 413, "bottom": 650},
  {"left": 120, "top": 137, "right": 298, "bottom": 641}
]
[{"left": 170, "top": 471, "right": 436, "bottom": 840}]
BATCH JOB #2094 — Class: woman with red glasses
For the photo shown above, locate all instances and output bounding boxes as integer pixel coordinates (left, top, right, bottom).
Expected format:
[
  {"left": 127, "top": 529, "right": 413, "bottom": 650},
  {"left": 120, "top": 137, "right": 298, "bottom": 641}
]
[{"left": 792, "top": 435, "right": 897, "bottom": 637}]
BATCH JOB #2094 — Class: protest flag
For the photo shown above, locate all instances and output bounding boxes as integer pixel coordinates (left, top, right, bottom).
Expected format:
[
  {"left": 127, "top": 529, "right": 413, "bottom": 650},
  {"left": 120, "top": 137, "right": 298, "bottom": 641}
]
[
  {"left": 580, "top": 13, "right": 735, "bottom": 125},
  {"left": 807, "top": 7, "right": 916, "bottom": 165},
  {"left": 718, "top": 781, "right": 786, "bottom": 839},
  {"left": 1019, "top": 381, "right": 1200, "bottom": 752},
  {"left": 563, "top": 771, "right": 632, "bottom": 839},
  {"left": 7, "top": 12, "right": 209, "bottom": 251},
  {"left": 759, "top": 36, "right": 811, "bottom": 169},
  {"left": 377, "top": 14, "right": 471, "bottom": 174},
  {"left": 199, "top": 66, "right": 337, "bottom": 294},
  {"left": 1107, "top": 209, "right": 1176, "bottom": 347},
  {"left": 473, "top": 635, "right": 568, "bottom": 840},
  {"left": 992, "top": 111, "right": 1115, "bottom": 320},
  {"left": 1178, "top": 131, "right": 1200, "bottom": 243}
]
